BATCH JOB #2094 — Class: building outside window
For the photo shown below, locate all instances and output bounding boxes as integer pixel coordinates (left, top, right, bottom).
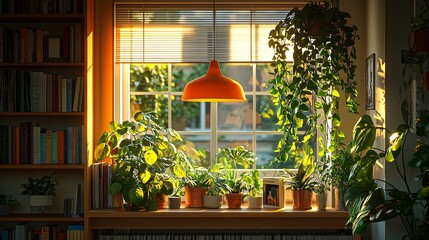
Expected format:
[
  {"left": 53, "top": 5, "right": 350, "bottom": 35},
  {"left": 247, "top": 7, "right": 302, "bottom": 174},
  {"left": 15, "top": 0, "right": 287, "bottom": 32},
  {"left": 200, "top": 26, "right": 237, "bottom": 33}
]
[{"left": 114, "top": 4, "right": 300, "bottom": 172}]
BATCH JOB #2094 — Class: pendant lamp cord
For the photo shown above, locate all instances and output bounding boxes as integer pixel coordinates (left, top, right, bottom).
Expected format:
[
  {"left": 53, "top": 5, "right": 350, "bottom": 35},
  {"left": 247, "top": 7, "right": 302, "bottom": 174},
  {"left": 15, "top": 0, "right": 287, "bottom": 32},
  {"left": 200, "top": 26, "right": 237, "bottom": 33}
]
[{"left": 213, "top": 0, "right": 216, "bottom": 60}]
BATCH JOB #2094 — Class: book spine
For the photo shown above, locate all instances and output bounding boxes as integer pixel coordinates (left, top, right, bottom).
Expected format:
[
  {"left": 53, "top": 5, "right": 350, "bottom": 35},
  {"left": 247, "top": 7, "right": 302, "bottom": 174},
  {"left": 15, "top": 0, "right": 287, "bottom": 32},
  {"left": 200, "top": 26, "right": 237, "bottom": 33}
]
[
  {"left": 51, "top": 131, "right": 58, "bottom": 164},
  {"left": 40, "top": 128, "right": 46, "bottom": 164},
  {"left": 57, "top": 130, "right": 65, "bottom": 164},
  {"left": 46, "top": 130, "right": 52, "bottom": 164},
  {"left": 33, "top": 125, "right": 41, "bottom": 164}
]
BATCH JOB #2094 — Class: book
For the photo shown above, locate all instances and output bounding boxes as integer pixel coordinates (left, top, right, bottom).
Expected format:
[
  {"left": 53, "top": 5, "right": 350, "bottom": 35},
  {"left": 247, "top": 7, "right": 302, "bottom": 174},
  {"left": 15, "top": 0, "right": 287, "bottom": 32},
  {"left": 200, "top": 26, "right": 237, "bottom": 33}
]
[
  {"left": 73, "top": 76, "right": 81, "bottom": 112},
  {"left": 66, "top": 78, "right": 73, "bottom": 112},
  {"left": 40, "top": 128, "right": 46, "bottom": 164},
  {"left": 61, "top": 78, "right": 67, "bottom": 112},
  {"left": 31, "top": 71, "right": 42, "bottom": 112},
  {"left": 33, "top": 125, "right": 41, "bottom": 164},
  {"left": 46, "top": 130, "right": 52, "bottom": 164},
  {"left": 36, "top": 28, "right": 44, "bottom": 63},
  {"left": 51, "top": 131, "right": 58, "bottom": 164},
  {"left": 92, "top": 162, "right": 101, "bottom": 209},
  {"left": 57, "top": 130, "right": 65, "bottom": 164}
]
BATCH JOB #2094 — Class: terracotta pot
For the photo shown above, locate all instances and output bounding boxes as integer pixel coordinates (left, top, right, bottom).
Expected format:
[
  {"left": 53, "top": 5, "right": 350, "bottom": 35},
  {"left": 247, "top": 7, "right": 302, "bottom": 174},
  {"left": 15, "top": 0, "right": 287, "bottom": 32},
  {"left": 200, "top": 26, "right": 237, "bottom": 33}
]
[
  {"left": 248, "top": 196, "right": 263, "bottom": 209},
  {"left": 168, "top": 196, "right": 181, "bottom": 209},
  {"left": 225, "top": 193, "right": 243, "bottom": 209},
  {"left": 184, "top": 186, "right": 206, "bottom": 208},
  {"left": 316, "top": 193, "right": 327, "bottom": 211},
  {"left": 156, "top": 193, "right": 168, "bottom": 209},
  {"left": 204, "top": 195, "right": 223, "bottom": 209},
  {"left": 292, "top": 189, "right": 312, "bottom": 210}
]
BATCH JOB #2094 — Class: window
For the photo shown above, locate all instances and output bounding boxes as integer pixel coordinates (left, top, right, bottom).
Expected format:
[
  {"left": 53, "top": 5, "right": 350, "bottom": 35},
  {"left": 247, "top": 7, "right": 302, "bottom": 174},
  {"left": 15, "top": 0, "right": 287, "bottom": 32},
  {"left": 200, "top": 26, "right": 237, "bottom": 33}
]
[{"left": 114, "top": 3, "right": 297, "bottom": 171}]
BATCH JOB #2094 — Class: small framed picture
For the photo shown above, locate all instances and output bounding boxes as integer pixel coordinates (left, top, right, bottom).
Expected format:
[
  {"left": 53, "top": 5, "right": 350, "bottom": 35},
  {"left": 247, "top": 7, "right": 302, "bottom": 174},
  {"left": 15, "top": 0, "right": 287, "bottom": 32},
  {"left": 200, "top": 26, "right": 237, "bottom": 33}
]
[
  {"left": 262, "top": 177, "right": 285, "bottom": 208},
  {"left": 365, "top": 53, "right": 376, "bottom": 110}
]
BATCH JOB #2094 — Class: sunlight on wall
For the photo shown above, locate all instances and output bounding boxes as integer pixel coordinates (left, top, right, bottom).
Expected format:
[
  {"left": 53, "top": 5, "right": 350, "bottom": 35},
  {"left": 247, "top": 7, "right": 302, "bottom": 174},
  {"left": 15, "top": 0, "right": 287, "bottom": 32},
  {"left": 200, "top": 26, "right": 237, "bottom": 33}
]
[
  {"left": 86, "top": 31, "right": 93, "bottom": 165},
  {"left": 374, "top": 57, "right": 386, "bottom": 178}
]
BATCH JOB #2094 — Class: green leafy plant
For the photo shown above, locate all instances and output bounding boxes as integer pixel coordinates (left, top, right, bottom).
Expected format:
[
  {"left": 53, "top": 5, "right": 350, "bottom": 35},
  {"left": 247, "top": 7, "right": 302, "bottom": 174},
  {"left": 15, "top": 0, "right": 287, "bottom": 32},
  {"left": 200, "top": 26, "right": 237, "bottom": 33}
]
[
  {"left": 344, "top": 106, "right": 429, "bottom": 239},
  {"left": 284, "top": 157, "right": 317, "bottom": 192},
  {"left": 268, "top": 1, "right": 359, "bottom": 191},
  {"left": 215, "top": 146, "right": 256, "bottom": 194},
  {"left": 331, "top": 142, "right": 358, "bottom": 196},
  {"left": 0, "top": 194, "right": 19, "bottom": 206},
  {"left": 205, "top": 170, "right": 228, "bottom": 196},
  {"left": 20, "top": 173, "right": 58, "bottom": 196},
  {"left": 94, "top": 111, "right": 187, "bottom": 211},
  {"left": 240, "top": 170, "right": 263, "bottom": 197},
  {"left": 181, "top": 167, "right": 212, "bottom": 188}
]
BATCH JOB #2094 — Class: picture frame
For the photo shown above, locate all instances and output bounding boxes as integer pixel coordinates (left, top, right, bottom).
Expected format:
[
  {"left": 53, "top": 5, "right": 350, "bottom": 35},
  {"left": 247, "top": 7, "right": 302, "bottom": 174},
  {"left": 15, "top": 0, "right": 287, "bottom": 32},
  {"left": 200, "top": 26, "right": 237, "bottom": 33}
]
[
  {"left": 262, "top": 177, "right": 285, "bottom": 208},
  {"left": 365, "top": 53, "right": 376, "bottom": 110}
]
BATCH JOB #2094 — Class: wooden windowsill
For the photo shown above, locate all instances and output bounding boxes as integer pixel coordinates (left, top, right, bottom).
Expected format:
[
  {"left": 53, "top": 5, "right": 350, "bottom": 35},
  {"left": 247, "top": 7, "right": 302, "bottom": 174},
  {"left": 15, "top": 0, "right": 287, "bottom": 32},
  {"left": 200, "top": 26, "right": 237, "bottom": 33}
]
[{"left": 88, "top": 207, "right": 350, "bottom": 230}]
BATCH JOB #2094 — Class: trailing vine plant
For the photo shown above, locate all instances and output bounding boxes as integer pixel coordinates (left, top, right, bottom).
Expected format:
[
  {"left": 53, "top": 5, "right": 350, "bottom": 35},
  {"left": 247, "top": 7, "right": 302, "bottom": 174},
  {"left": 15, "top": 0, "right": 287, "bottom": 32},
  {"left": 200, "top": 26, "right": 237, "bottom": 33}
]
[{"left": 268, "top": 1, "right": 359, "bottom": 191}]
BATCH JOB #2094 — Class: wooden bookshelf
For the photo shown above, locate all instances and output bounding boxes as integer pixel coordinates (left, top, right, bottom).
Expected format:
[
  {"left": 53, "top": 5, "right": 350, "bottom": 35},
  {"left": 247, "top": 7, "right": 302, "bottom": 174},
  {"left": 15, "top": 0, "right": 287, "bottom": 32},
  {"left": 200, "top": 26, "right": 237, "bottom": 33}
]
[{"left": 0, "top": 213, "right": 84, "bottom": 222}]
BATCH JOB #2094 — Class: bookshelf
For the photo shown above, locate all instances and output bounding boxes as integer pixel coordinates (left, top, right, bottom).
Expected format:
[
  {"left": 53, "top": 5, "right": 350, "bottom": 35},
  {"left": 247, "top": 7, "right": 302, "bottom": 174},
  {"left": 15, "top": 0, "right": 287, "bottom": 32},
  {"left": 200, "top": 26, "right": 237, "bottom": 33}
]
[{"left": 0, "top": 0, "right": 89, "bottom": 238}]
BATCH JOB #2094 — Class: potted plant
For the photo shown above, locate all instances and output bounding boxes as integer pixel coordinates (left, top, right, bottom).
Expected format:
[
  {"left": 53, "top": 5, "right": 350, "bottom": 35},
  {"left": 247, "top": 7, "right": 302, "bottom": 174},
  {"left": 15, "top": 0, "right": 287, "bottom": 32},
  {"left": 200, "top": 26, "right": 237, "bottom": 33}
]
[
  {"left": 20, "top": 173, "right": 57, "bottom": 212},
  {"left": 268, "top": 1, "right": 359, "bottom": 196},
  {"left": 168, "top": 179, "right": 183, "bottom": 209},
  {"left": 216, "top": 146, "right": 256, "bottom": 209},
  {"left": 331, "top": 142, "right": 357, "bottom": 210},
  {"left": 344, "top": 106, "right": 429, "bottom": 239},
  {"left": 94, "top": 111, "right": 187, "bottom": 211},
  {"left": 284, "top": 157, "right": 317, "bottom": 210},
  {"left": 241, "top": 170, "right": 263, "bottom": 209},
  {"left": 181, "top": 167, "right": 212, "bottom": 208},
  {"left": 0, "top": 194, "right": 19, "bottom": 216},
  {"left": 203, "top": 170, "right": 227, "bottom": 209}
]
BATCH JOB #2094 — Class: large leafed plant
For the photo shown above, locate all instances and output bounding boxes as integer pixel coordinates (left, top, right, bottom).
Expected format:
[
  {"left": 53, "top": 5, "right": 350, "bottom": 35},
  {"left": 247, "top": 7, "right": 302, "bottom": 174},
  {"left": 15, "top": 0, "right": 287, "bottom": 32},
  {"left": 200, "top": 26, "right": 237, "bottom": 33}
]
[
  {"left": 268, "top": 1, "right": 359, "bottom": 191},
  {"left": 94, "top": 111, "right": 186, "bottom": 211},
  {"left": 345, "top": 106, "right": 429, "bottom": 239}
]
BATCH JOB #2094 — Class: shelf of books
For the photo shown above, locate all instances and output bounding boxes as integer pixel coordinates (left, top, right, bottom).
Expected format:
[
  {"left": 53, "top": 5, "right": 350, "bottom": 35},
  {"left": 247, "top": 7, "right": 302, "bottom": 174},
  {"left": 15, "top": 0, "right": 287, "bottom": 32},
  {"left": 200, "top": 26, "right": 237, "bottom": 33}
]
[{"left": 0, "top": 0, "right": 88, "bottom": 238}]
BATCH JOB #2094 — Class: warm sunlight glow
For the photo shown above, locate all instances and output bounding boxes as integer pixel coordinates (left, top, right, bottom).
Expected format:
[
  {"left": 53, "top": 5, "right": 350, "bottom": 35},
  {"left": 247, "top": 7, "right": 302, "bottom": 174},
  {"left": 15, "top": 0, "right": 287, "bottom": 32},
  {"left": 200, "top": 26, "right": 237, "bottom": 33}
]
[
  {"left": 117, "top": 26, "right": 193, "bottom": 62},
  {"left": 86, "top": 31, "right": 93, "bottom": 165},
  {"left": 229, "top": 25, "right": 293, "bottom": 62},
  {"left": 230, "top": 25, "right": 251, "bottom": 61}
]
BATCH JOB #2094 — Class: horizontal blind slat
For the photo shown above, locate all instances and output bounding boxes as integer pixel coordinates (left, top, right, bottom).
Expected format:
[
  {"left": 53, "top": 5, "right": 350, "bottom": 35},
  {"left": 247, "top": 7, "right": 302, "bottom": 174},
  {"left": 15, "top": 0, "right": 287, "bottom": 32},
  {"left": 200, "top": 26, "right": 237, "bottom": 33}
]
[{"left": 115, "top": 5, "right": 288, "bottom": 63}]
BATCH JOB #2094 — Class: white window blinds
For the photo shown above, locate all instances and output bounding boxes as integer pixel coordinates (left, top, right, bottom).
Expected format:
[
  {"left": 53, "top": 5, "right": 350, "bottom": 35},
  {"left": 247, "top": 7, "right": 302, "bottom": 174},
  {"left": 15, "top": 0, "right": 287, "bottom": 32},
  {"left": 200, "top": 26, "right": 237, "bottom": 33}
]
[{"left": 115, "top": 4, "right": 290, "bottom": 63}]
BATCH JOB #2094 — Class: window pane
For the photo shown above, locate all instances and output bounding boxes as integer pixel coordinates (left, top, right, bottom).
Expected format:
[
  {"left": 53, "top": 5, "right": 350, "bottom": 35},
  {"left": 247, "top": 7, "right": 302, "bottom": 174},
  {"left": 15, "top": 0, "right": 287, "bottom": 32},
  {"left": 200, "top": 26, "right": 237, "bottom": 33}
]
[
  {"left": 172, "top": 63, "right": 209, "bottom": 92},
  {"left": 218, "top": 96, "right": 253, "bottom": 131},
  {"left": 130, "top": 94, "right": 168, "bottom": 128},
  {"left": 176, "top": 134, "right": 211, "bottom": 169},
  {"left": 172, "top": 97, "right": 209, "bottom": 131},
  {"left": 256, "top": 95, "right": 278, "bottom": 131},
  {"left": 256, "top": 134, "right": 294, "bottom": 169},
  {"left": 256, "top": 63, "right": 273, "bottom": 91},
  {"left": 130, "top": 64, "right": 169, "bottom": 92},
  {"left": 222, "top": 64, "right": 253, "bottom": 92}
]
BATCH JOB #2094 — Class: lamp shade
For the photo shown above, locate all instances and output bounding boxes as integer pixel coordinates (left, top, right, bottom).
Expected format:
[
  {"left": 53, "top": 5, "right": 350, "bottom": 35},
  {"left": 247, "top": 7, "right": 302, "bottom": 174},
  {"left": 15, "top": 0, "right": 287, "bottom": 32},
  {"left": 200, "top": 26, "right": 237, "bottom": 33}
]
[{"left": 182, "top": 60, "right": 246, "bottom": 102}]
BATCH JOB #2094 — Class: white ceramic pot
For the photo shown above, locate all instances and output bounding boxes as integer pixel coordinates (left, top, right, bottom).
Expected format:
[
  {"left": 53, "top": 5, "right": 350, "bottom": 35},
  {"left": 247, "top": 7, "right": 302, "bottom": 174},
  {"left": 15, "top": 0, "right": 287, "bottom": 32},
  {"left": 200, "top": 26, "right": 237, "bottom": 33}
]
[
  {"left": 30, "top": 195, "right": 53, "bottom": 207},
  {"left": 204, "top": 195, "right": 222, "bottom": 209},
  {"left": 316, "top": 193, "right": 327, "bottom": 211},
  {"left": 248, "top": 196, "right": 263, "bottom": 209}
]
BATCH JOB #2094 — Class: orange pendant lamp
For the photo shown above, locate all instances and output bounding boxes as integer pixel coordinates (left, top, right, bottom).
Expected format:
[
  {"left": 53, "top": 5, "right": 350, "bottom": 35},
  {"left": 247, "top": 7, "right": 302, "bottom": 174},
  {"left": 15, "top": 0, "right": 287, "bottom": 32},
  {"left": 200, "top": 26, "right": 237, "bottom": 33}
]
[
  {"left": 182, "top": 60, "right": 246, "bottom": 102},
  {"left": 182, "top": 0, "right": 246, "bottom": 102}
]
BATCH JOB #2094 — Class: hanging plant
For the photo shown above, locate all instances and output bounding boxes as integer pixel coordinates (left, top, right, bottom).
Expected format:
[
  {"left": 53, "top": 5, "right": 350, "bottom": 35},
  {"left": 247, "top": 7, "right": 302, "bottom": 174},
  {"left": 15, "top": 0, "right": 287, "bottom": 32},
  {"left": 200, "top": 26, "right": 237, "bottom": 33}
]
[{"left": 268, "top": 1, "right": 359, "bottom": 190}]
